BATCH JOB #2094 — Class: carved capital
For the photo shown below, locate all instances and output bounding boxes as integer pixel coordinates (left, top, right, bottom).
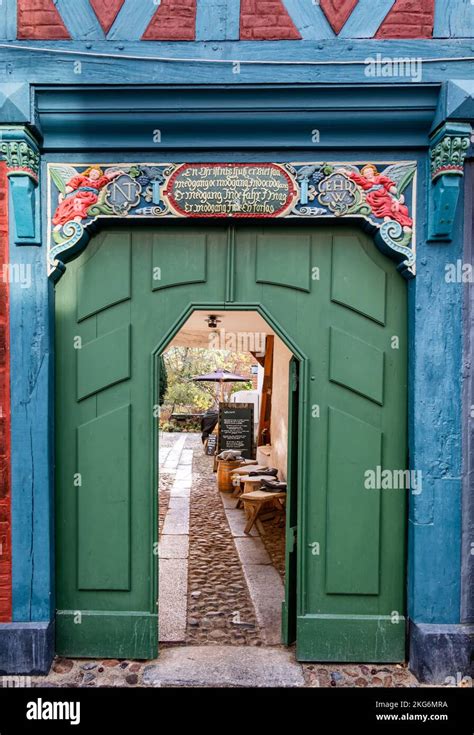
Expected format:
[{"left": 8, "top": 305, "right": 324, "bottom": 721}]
[
  {"left": 430, "top": 127, "right": 470, "bottom": 182},
  {"left": 0, "top": 126, "right": 41, "bottom": 245},
  {"left": 428, "top": 122, "right": 472, "bottom": 241},
  {"left": 1, "top": 139, "right": 40, "bottom": 181}
]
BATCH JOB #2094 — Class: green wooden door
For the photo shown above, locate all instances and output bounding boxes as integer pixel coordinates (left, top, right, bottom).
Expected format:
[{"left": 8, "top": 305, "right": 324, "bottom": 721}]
[
  {"left": 55, "top": 223, "right": 407, "bottom": 661},
  {"left": 55, "top": 226, "right": 228, "bottom": 657}
]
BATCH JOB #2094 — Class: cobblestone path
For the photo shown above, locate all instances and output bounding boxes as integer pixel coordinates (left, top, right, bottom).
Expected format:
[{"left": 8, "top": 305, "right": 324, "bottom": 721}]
[{"left": 184, "top": 435, "right": 262, "bottom": 645}]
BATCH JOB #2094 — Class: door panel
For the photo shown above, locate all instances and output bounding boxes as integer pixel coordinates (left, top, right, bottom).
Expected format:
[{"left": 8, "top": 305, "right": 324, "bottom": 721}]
[
  {"left": 329, "top": 327, "right": 385, "bottom": 405},
  {"left": 325, "top": 407, "right": 382, "bottom": 595},
  {"left": 55, "top": 223, "right": 407, "bottom": 662},
  {"left": 232, "top": 225, "right": 407, "bottom": 661},
  {"left": 55, "top": 227, "right": 228, "bottom": 658},
  {"left": 77, "top": 405, "right": 131, "bottom": 591}
]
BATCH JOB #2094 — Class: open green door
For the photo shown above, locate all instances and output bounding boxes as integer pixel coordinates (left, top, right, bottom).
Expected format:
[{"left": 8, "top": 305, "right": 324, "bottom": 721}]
[
  {"left": 55, "top": 226, "right": 228, "bottom": 658},
  {"left": 232, "top": 225, "right": 407, "bottom": 662},
  {"left": 55, "top": 223, "right": 407, "bottom": 662},
  {"left": 281, "top": 357, "right": 299, "bottom": 645}
]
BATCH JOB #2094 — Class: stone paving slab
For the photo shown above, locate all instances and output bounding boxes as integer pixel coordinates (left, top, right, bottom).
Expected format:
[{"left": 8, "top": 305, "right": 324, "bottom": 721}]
[
  {"left": 243, "top": 563, "right": 285, "bottom": 599},
  {"left": 162, "top": 435, "right": 187, "bottom": 471},
  {"left": 175, "top": 467, "right": 192, "bottom": 482},
  {"left": 159, "top": 448, "right": 171, "bottom": 463},
  {"left": 159, "top": 559, "right": 188, "bottom": 642},
  {"left": 224, "top": 508, "right": 258, "bottom": 537},
  {"left": 142, "top": 645, "right": 305, "bottom": 688},
  {"left": 179, "top": 449, "right": 194, "bottom": 465},
  {"left": 241, "top": 563, "right": 285, "bottom": 645},
  {"left": 169, "top": 481, "right": 192, "bottom": 497},
  {"left": 168, "top": 496, "right": 190, "bottom": 509},
  {"left": 162, "top": 502, "right": 190, "bottom": 535},
  {"left": 159, "top": 535, "right": 189, "bottom": 560},
  {"left": 234, "top": 537, "right": 272, "bottom": 565},
  {"left": 220, "top": 492, "right": 237, "bottom": 508}
]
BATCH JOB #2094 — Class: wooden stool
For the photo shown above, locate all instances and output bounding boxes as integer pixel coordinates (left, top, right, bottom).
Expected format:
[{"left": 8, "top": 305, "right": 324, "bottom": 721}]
[{"left": 242, "top": 490, "right": 286, "bottom": 535}]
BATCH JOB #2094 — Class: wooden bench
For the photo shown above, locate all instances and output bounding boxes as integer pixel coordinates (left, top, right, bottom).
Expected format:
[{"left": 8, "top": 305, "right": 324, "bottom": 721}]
[{"left": 241, "top": 490, "right": 286, "bottom": 535}]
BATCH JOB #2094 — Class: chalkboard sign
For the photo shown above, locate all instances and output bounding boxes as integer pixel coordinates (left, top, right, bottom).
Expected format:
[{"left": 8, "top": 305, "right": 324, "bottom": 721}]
[
  {"left": 218, "top": 403, "right": 254, "bottom": 459},
  {"left": 205, "top": 434, "right": 217, "bottom": 456}
]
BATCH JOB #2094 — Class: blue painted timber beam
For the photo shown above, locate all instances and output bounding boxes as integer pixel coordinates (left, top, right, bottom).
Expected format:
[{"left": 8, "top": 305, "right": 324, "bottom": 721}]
[
  {"left": 434, "top": 0, "right": 474, "bottom": 39},
  {"left": 54, "top": 0, "right": 105, "bottom": 41},
  {"left": 338, "top": 0, "right": 396, "bottom": 38},
  {"left": 408, "top": 214, "right": 464, "bottom": 623},
  {"left": 281, "top": 1, "right": 334, "bottom": 39},
  {"left": 107, "top": 0, "right": 159, "bottom": 41},
  {"left": 2, "top": 126, "right": 54, "bottom": 623},
  {"left": 0, "top": 0, "right": 16, "bottom": 41},
  {"left": 196, "top": 1, "right": 241, "bottom": 41},
  {"left": 0, "top": 40, "right": 472, "bottom": 88}
]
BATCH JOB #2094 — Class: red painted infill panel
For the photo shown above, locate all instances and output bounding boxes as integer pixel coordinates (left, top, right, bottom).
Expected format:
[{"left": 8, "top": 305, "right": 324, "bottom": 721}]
[
  {"left": 89, "top": 0, "right": 125, "bottom": 35},
  {"left": 17, "top": 0, "right": 70, "bottom": 40},
  {"left": 142, "top": 0, "right": 196, "bottom": 41},
  {"left": 0, "top": 163, "right": 12, "bottom": 624},
  {"left": 240, "top": 0, "right": 301, "bottom": 40},
  {"left": 375, "top": 0, "right": 434, "bottom": 38},
  {"left": 319, "top": 0, "right": 359, "bottom": 35}
]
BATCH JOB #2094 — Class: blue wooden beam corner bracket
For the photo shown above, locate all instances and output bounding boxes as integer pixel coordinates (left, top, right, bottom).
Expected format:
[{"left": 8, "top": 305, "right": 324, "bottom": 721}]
[
  {"left": 0, "top": 126, "right": 41, "bottom": 246},
  {"left": 428, "top": 121, "right": 472, "bottom": 242}
]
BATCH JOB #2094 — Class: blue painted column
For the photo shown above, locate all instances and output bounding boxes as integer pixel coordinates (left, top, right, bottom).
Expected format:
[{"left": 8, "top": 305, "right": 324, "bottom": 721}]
[
  {"left": 0, "top": 126, "right": 54, "bottom": 674},
  {"left": 408, "top": 120, "right": 473, "bottom": 684}
]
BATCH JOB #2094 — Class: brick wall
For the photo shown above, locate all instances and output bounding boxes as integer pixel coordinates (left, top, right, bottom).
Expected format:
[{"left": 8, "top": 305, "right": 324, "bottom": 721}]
[
  {"left": 0, "top": 162, "right": 11, "bottom": 623},
  {"left": 375, "top": 0, "right": 435, "bottom": 39},
  {"left": 17, "top": 0, "right": 70, "bottom": 40},
  {"left": 142, "top": 0, "right": 196, "bottom": 41},
  {"left": 240, "top": 0, "right": 301, "bottom": 40}
]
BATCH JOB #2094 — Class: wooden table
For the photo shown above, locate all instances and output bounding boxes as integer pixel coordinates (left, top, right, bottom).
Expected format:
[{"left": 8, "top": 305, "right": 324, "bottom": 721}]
[
  {"left": 229, "top": 465, "right": 268, "bottom": 495},
  {"left": 230, "top": 474, "right": 271, "bottom": 502},
  {"left": 241, "top": 490, "right": 287, "bottom": 535}
]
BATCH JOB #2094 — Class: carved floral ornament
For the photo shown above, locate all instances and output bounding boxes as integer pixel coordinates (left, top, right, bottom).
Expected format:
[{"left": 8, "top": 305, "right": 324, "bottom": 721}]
[
  {"left": 47, "top": 161, "right": 417, "bottom": 280},
  {"left": 0, "top": 139, "right": 40, "bottom": 182},
  {"left": 430, "top": 132, "right": 470, "bottom": 181}
]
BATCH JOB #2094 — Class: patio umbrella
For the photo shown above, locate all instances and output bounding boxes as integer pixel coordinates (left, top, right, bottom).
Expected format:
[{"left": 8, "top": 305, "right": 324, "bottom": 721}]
[{"left": 191, "top": 368, "right": 249, "bottom": 402}]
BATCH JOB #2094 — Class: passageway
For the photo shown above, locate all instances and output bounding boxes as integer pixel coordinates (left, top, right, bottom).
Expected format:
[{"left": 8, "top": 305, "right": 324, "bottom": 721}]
[{"left": 158, "top": 432, "right": 285, "bottom": 646}]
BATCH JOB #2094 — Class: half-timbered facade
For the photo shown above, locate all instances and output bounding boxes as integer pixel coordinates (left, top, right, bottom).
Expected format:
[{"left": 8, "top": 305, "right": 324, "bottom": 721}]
[{"left": 0, "top": 0, "right": 473, "bottom": 683}]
